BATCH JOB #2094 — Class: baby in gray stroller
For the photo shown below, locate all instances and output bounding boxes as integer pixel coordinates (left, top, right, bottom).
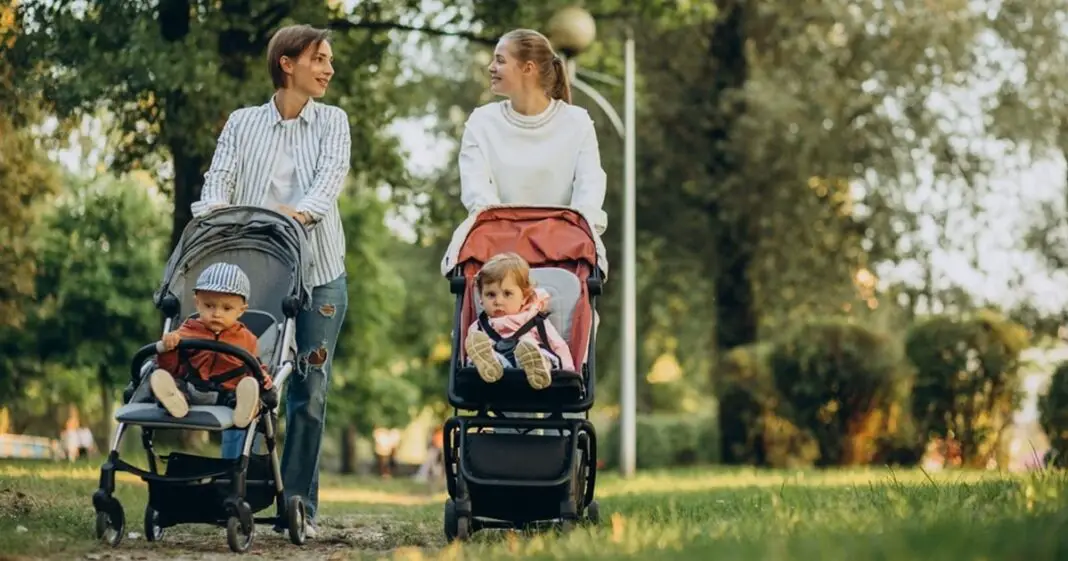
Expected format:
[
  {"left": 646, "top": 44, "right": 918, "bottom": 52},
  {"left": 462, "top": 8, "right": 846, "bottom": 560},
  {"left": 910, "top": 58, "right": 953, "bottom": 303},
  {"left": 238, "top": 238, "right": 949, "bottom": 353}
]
[
  {"left": 92, "top": 206, "right": 312, "bottom": 554},
  {"left": 149, "top": 262, "right": 274, "bottom": 429}
]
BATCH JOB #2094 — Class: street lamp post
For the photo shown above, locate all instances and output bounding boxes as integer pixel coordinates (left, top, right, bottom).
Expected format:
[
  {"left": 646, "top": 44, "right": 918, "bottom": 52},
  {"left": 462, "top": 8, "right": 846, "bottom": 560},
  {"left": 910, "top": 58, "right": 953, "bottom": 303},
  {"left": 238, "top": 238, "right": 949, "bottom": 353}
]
[{"left": 549, "top": 6, "right": 637, "bottom": 479}]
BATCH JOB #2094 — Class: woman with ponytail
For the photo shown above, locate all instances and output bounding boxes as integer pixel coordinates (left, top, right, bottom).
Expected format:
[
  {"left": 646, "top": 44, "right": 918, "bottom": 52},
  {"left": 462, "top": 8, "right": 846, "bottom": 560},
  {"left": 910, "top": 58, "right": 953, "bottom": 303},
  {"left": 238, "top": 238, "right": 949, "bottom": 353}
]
[{"left": 458, "top": 28, "right": 608, "bottom": 235}]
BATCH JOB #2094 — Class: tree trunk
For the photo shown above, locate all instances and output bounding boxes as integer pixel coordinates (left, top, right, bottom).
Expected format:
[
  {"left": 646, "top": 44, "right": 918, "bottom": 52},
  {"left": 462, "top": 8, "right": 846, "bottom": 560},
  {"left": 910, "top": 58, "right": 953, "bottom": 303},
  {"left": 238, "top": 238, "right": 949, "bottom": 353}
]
[
  {"left": 158, "top": 0, "right": 208, "bottom": 252},
  {"left": 340, "top": 424, "right": 358, "bottom": 474},
  {"left": 704, "top": 0, "right": 755, "bottom": 351},
  {"left": 98, "top": 363, "right": 112, "bottom": 451},
  {"left": 169, "top": 139, "right": 206, "bottom": 251},
  {"left": 712, "top": 224, "right": 758, "bottom": 350}
]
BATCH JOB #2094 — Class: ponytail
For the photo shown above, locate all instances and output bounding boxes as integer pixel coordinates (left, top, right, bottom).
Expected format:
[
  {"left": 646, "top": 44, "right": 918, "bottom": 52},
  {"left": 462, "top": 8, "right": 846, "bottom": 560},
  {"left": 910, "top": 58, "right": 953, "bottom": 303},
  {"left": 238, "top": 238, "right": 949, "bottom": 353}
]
[
  {"left": 500, "top": 28, "right": 573, "bottom": 104},
  {"left": 550, "top": 57, "right": 572, "bottom": 104}
]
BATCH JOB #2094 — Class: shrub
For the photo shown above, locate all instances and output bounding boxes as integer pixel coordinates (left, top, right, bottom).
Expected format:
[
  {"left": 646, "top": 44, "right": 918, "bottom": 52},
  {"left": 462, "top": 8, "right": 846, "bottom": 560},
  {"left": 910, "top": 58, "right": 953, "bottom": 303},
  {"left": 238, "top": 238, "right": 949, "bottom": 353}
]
[
  {"left": 599, "top": 413, "right": 718, "bottom": 470},
  {"left": 769, "top": 318, "right": 909, "bottom": 466},
  {"left": 715, "top": 343, "right": 774, "bottom": 465},
  {"left": 714, "top": 343, "right": 819, "bottom": 468},
  {"left": 904, "top": 310, "right": 1027, "bottom": 467},
  {"left": 1039, "top": 361, "right": 1068, "bottom": 463}
]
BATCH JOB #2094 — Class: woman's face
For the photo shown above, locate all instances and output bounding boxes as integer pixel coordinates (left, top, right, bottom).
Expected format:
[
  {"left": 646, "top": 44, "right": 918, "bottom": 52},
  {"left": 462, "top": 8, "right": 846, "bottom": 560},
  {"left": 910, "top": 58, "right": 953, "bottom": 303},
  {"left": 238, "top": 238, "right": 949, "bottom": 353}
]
[
  {"left": 488, "top": 39, "right": 532, "bottom": 97},
  {"left": 281, "top": 40, "right": 335, "bottom": 98}
]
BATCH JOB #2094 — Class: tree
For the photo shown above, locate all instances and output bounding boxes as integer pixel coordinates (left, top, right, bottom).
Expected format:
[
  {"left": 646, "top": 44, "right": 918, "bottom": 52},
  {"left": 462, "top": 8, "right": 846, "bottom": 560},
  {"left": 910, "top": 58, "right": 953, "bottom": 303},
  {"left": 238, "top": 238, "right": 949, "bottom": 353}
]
[
  {"left": 32, "top": 174, "right": 168, "bottom": 437},
  {"left": 0, "top": 116, "right": 60, "bottom": 329},
  {"left": 4, "top": 0, "right": 421, "bottom": 249},
  {"left": 0, "top": 1, "right": 60, "bottom": 329},
  {"left": 389, "top": 0, "right": 1068, "bottom": 423},
  {"left": 330, "top": 185, "right": 418, "bottom": 434}
]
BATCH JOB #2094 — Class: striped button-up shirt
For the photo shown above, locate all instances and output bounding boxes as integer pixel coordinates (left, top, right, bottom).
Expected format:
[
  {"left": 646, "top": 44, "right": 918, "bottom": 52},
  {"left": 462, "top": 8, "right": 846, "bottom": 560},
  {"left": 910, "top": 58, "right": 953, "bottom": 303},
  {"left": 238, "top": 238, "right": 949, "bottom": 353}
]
[{"left": 191, "top": 97, "right": 351, "bottom": 287}]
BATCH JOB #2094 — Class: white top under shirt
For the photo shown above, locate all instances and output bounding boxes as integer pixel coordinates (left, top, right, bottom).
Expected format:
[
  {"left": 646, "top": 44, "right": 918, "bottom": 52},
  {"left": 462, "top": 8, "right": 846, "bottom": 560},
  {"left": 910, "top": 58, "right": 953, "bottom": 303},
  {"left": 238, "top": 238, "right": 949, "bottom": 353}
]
[
  {"left": 458, "top": 99, "right": 609, "bottom": 234},
  {"left": 264, "top": 119, "right": 302, "bottom": 209}
]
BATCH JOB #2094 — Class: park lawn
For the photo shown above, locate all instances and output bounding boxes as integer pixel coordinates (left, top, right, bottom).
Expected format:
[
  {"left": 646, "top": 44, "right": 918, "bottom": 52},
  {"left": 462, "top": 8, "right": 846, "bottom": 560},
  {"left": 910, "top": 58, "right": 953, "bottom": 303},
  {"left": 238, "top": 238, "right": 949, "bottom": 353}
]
[{"left": 1, "top": 459, "right": 1067, "bottom": 560}]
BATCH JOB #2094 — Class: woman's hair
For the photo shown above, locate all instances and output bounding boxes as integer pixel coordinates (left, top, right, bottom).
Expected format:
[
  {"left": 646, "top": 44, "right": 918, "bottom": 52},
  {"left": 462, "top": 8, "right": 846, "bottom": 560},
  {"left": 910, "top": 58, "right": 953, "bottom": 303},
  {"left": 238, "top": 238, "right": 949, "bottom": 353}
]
[
  {"left": 500, "top": 28, "right": 571, "bottom": 103},
  {"left": 476, "top": 252, "right": 535, "bottom": 298},
  {"left": 266, "top": 24, "right": 331, "bottom": 89}
]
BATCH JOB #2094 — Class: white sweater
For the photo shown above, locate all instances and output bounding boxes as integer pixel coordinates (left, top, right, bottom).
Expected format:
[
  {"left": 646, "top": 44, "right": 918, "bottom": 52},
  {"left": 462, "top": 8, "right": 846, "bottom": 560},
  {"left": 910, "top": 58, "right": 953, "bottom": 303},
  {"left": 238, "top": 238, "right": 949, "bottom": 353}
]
[{"left": 458, "top": 99, "right": 609, "bottom": 234}]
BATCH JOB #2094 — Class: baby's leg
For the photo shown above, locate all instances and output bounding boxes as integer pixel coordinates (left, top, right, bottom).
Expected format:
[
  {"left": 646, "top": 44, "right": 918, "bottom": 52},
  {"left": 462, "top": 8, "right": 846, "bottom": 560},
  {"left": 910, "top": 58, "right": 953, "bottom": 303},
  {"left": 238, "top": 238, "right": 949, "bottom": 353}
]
[
  {"left": 465, "top": 331, "right": 504, "bottom": 383},
  {"left": 231, "top": 377, "right": 260, "bottom": 428},
  {"left": 514, "top": 341, "right": 553, "bottom": 390},
  {"left": 149, "top": 369, "right": 189, "bottom": 418},
  {"left": 184, "top": 385, "right": 221, "bottom": 406}
]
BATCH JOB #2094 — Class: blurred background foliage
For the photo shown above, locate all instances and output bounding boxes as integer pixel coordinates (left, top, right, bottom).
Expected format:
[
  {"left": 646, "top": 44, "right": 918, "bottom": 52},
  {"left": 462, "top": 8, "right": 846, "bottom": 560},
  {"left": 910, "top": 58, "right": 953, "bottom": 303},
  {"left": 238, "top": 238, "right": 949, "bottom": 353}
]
[{"left": 5, "top": 0, "right": 1068, "bottom": 471}]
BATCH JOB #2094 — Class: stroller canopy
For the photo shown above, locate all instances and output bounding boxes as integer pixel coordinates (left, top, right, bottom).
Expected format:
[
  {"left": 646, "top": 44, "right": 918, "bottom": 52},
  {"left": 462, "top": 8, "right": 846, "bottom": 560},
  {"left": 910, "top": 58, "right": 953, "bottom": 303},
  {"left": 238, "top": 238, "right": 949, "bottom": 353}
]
[
  {"left": 440, "top": 205, "right": 609, "bottom": 277},
  {"left": 154, "top": 206, "right": 313, "bottom": 322}
]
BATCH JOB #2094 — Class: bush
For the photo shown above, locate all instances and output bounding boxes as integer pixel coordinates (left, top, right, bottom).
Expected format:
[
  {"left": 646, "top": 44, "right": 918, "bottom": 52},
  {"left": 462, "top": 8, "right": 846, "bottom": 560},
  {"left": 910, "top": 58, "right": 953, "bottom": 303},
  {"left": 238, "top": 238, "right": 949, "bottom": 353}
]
[
  {"left": 714, "top": 343, "right": 819, "bottom": 468},
  {"left": 1039, "top": 361, "right": 1068, "bottom": 461},
  {"left": 904, "top": 310, "right": 1027, "bottom": 467},
  {"left": 715, "top": 343, "right": 774, "bottom": 465},
  {"left": 769, "top": 318, "right": 909, "bottom": 466},
  {"left": 599, "top": 413, "right": 718, "bottom": 470}
]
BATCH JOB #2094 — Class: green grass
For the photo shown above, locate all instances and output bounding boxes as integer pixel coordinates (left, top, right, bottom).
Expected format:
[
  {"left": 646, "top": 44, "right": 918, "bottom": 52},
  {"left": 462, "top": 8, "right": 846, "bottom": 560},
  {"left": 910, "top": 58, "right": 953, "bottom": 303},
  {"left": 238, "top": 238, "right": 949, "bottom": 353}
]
[{"left": 2, "top": 459, "right": 1067, "bottom": 560}]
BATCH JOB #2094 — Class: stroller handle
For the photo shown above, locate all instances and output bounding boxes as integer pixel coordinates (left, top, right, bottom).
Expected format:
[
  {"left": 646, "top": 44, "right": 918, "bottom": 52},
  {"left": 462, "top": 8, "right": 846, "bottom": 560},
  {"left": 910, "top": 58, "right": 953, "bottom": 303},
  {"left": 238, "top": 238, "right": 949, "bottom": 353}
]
[{"left": 129, "top": 339, "right": 267, "bottom": 388}]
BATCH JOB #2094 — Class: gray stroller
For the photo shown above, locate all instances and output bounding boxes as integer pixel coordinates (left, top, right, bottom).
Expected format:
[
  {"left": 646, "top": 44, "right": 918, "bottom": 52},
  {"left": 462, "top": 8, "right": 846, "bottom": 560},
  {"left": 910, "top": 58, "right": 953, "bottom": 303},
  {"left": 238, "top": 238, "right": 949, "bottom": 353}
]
[{"left": 92, "top": 206, "right": 312, "bottom": 553}]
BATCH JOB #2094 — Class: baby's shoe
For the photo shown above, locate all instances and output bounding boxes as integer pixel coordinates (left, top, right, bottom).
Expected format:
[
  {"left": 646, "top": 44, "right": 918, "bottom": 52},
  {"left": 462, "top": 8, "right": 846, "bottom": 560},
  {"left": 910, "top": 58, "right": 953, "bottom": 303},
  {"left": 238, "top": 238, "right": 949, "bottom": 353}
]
[
  {"left": 150, "top": 369, "right": 189, "bottom": 418},
  {"left": 465, "top": 331, "right": 503, "bottom": 383},
  {"left": 232, "top": 377, "right": 260, "bottom": 428},
  {"left": 515, "top": 341, "right": 552, "bottom": 390}
]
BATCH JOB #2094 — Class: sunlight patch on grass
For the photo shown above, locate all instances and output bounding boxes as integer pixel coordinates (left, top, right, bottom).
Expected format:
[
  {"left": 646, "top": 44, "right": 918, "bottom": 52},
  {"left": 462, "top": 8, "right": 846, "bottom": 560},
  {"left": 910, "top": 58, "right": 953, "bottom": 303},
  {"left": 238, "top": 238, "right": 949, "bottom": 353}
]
[
  {"left": 319, "top": 488, "right": 443, "bottom": 506},
  {"left": 594, "top": 467, "right": 1004, "bottom": 497},
  {"left": 1, "top": 465, "right": 145, "bottom": 485}
]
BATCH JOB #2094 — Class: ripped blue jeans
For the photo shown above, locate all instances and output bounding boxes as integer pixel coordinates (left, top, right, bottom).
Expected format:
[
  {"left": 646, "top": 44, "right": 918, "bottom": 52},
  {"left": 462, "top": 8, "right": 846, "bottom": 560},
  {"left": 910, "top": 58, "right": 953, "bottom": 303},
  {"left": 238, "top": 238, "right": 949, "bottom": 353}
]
[{"left": 221, "top": 274, "right": 347, "bottom": 522}]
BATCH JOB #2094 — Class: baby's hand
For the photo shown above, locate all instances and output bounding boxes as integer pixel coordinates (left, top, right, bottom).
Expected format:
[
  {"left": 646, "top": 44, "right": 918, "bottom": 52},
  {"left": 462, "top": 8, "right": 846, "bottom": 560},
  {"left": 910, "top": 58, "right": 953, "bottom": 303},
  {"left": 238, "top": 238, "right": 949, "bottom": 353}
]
[{"left": 161, "top": 332, "right": 181, "bottom": 351}]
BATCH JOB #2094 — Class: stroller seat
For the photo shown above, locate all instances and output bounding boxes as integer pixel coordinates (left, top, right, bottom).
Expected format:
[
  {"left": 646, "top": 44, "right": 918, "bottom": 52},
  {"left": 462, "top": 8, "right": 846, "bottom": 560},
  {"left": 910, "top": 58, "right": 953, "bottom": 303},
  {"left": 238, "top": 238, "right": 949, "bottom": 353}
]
[
  {"left": 114, "top": 309, "right": 286, "bottom": 431},
  {"left": 455, "top": 267, "right": 587, "bottom": 406}
]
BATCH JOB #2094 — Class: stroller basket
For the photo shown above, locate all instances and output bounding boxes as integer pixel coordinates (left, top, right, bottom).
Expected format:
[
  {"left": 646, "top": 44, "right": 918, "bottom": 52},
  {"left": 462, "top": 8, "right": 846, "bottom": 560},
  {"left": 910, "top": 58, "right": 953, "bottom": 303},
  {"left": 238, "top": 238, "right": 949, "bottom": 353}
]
[
  {"left": 148, "top": 453, "right": 275, "bottom": 526},
  {"left": 464, "top": 433, "right": 571, "bottom": 481}
]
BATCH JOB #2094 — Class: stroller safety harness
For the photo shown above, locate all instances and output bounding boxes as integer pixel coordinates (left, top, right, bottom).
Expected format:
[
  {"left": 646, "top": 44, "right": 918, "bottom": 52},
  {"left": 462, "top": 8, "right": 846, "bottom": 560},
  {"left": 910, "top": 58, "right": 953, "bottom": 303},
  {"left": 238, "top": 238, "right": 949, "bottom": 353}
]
[{"left": 475, "top": 310, "right": 562, "bottom": 366}]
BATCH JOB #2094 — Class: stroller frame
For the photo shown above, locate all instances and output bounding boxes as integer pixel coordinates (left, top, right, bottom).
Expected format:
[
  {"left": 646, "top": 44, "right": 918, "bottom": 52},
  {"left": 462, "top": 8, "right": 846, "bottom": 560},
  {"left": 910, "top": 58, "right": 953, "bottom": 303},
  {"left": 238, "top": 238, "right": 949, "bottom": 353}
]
[
  {"left": 92, "top": 207, "right": 313, "bottom": 554},
  {"left": 439, "top": 207, "right": 605, "bottom": 541}
]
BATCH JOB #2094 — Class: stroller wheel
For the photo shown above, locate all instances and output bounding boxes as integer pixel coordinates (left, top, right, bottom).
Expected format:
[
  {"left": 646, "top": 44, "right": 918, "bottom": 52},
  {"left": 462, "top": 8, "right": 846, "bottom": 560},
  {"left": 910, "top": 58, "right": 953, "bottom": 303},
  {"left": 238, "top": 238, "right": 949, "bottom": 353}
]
[
  {"left": 444, "top": 498, "right": 458, "bottom": 542},
  {"left": 457, "top": 516, "right": 470, "bottom": 540},
  {"left": 585, "top": 500, "right": 601, "bottom": 525},
  {"left": 143, "top": 505, "right": 164, "bottom": 542},
  {"left": 286, "top": 495, "right": 307, "bottom": 545},
  {"left": 226, "top": 513, "right": 255, "bottom": 553},
  {"left": 443, "top": 498, "right": 470, "bottom": 542},
  {"left": 94, "top": 501, "right": 125, "bottom": 547}
]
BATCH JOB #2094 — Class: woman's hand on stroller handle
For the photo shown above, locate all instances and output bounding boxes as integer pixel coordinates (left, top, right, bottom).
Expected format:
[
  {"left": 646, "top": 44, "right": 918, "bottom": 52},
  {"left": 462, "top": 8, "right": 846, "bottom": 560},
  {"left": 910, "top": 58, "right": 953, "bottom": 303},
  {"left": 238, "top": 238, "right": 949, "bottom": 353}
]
[{"left": 275, "top": 204, "right": 312, "bottom": 226}]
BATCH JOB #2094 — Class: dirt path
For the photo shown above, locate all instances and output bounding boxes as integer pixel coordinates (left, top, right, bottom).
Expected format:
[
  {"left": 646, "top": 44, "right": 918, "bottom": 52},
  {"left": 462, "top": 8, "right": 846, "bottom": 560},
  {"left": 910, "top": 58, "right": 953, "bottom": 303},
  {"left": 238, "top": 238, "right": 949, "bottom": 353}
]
[{"left": 70, "top": 514, "right": 440, "bottom": 561}]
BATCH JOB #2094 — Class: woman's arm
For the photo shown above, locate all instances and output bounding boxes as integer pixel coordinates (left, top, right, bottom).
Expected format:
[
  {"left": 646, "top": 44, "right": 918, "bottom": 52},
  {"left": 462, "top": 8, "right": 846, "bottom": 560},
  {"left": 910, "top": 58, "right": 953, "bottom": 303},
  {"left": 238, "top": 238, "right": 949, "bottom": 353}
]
[
  {"left": 570, "top": 117, "right": 609, "bottom": 235},
  {"left": 294, "top": 106, "right": 352, "bottom": 226},
  {"left": 195, "top": 111, "right": 244, "bottom": 216},
  {"left": 459, "top": 122, "right": 500, "bottom": 213},
  {"left": 191, "top": 111, "right": 241, "bottom": 218}
]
